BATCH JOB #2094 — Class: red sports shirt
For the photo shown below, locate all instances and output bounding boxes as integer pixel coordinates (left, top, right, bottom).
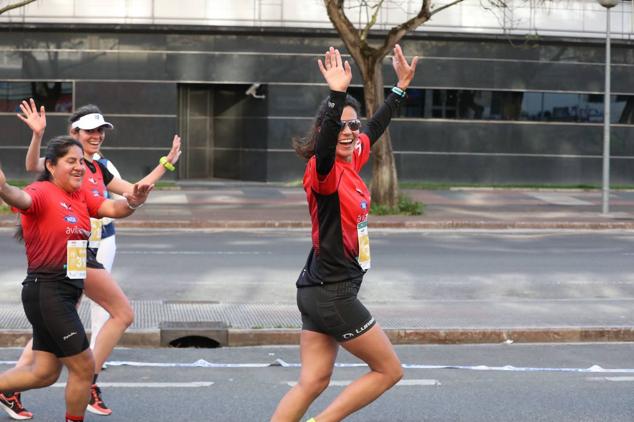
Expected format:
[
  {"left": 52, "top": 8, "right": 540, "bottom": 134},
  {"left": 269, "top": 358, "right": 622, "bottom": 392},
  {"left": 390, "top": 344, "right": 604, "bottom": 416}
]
[
  {"left": 298, "top": 133, "right": 371, "bottom": 286},
  {"left": 19, "top": 181, "right": 105, "bottom": 280}
]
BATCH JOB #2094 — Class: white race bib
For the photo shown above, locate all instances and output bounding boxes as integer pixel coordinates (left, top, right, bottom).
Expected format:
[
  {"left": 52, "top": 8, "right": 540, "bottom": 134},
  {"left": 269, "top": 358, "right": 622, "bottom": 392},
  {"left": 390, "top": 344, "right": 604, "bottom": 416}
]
[
  {"left": 89, "top": 218, "right": 103, "bottom": 249},
  {"left": 67, "top": 240, "right": 87, "bottom": 279},
  {"left": 357, "top": 221, "right": 371, "bottom": 270}
]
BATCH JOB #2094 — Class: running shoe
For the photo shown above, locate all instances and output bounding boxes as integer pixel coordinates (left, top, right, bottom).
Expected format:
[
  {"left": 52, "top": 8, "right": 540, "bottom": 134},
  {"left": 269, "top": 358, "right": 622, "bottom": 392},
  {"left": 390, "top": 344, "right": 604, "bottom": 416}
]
[
  {"left": 87, "top": 384, "right": 112, "bottom": 416},
  {"left": 0, "top": 392, "right": 33, "bottom": 420}
]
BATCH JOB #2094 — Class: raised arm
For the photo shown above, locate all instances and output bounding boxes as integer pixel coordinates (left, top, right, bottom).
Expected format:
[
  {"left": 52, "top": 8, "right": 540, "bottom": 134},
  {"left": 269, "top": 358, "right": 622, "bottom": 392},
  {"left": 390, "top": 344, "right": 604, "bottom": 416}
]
[
  {"left": 0, "top": 166, "right": 32, "bottom": 210},
  {"left": 17, "top": 98, "right": 47, "bottom": 173},
  {"left": 106, "top": 135, "right": 181, "bottom": 195},
  {"left": 364, "top": 44, "right": 419, "bottom": 146},
  {"left": 97, "top": 183, "right": 153, "bottom": 219},
  {"left": 315, "top": 47, "right": 352, "bottom": 176}
]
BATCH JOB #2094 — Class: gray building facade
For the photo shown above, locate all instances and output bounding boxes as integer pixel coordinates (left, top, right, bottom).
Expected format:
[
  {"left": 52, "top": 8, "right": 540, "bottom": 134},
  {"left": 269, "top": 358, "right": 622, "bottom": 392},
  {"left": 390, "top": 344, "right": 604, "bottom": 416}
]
[{"left": 2, "top": 23, "right": 634, "bottom": 184}]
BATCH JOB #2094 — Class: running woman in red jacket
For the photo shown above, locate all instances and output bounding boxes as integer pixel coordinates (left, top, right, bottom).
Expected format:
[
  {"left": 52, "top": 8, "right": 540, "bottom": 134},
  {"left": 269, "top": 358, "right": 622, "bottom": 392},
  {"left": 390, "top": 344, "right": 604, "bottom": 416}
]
[{"left": 271, "top": 45, "right": 418, "bottom": 422}]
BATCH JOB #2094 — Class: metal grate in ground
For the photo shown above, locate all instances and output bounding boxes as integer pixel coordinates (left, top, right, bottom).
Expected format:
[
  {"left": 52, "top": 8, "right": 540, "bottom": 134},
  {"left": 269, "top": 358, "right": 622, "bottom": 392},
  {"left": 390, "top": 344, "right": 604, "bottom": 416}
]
[{"left": 0, "top": 301, "right": 433, "bottom": 331}]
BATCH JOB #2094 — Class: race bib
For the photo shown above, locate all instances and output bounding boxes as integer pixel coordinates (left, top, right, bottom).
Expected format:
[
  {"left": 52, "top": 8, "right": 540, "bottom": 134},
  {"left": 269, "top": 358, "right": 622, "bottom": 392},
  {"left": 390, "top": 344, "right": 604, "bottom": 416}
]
[
  {"left": 67, "top": 240, "right": 87, "bottom": 279},
  {"left": 89, "top": 218, "right": 103, "bottom": 248},
  {"left": 357, "top": 221, "right": 371, "bottom": 270}
]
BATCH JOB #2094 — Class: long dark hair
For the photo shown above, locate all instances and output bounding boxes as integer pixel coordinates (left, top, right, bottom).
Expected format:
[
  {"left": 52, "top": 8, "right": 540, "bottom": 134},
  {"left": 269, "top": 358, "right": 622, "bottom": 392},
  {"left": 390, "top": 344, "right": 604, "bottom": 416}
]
[
  {"left": 69, "top": 104, "right": 103, "bottom": 132},
  {"left": 15, "top": 136, "right": 83, "bottom": 242},
  {"left": 292, "top": 94, "right": 361, "bottom": 160}
]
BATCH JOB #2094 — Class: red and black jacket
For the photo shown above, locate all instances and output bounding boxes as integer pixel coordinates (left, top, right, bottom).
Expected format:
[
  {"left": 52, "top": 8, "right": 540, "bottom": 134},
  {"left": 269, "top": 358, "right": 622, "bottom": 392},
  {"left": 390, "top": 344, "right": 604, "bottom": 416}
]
[{"left": 297, "top": 90, "right": 404, "bottom": 287}]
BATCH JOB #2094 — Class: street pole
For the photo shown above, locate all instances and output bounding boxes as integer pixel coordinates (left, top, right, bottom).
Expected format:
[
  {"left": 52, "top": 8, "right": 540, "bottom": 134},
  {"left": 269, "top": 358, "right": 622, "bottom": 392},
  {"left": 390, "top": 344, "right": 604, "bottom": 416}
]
[{"left": 598, "top": 0, "right": 619, "bottom": 215}]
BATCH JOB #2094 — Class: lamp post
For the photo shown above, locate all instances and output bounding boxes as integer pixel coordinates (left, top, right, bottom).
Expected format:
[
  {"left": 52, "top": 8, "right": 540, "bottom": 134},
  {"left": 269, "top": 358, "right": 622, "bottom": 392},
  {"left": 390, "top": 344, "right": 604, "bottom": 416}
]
[{"left": 597, "top": 0, "right": 619, "bottom": 215}]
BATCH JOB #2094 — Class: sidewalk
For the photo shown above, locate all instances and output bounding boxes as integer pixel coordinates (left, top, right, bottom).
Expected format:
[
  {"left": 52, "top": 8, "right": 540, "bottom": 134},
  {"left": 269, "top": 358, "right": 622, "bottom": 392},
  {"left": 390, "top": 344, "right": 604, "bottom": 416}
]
[
  {"left": 3, "top": 181, "right": 634, "bottom": 230},
  {"left": 2, "top": 182, "right": 634, "bottom": 347}
]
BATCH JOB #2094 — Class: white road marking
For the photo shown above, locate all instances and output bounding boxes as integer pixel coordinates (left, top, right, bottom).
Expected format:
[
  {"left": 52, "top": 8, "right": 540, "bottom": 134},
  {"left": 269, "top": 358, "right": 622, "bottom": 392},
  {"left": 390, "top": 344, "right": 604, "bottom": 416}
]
[
  {"left": 51, "top": 382, "right": 214, "bottom": 388},
  {"left": 587, "top": 376, "right": 634, "bottom": 382},
  {"left": 118, "top": 250, "right": 271, "bottom": 255},
  {"left": 286, "top": 379, "right": 440, "bottom": 387},
  {"left": 527, "top": 193, "right": 593, "bottom": 206}
]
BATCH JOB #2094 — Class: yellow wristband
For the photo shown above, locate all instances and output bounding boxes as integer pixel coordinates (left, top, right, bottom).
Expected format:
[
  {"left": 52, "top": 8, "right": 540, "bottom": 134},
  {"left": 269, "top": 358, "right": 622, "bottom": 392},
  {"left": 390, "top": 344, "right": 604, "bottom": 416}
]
[{"left": 159, "top": 156, "right": 175, "bottom": 172}]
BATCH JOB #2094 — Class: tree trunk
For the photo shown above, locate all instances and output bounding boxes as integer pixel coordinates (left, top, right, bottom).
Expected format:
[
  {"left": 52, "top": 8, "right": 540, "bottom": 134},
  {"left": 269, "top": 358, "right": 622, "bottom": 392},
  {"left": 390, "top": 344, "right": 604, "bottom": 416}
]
[{"left": 364, "top": 61, "right": 399, "bottom": 209}]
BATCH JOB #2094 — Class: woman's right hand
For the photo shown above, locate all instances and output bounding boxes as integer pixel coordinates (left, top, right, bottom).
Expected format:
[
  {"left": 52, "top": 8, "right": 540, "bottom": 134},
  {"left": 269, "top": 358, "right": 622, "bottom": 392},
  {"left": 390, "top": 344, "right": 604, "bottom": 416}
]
[
  {"left": 318, "top": 47, "right": 352, "bottom": 92},
  {"left": 17, "top": 98, "right": 46, "bottom": 137}
]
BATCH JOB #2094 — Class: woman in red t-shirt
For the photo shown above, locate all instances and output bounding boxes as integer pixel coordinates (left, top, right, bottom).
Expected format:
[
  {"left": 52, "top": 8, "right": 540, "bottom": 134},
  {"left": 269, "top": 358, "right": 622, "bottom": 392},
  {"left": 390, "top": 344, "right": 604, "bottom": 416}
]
[
  {"left": 272, "top": 45, "right": 418, "bottom": 422},
  {"left": 3, "top": 101, "right": 180, "bottom": 418},
  {"left": 0, "top": 136, "right": 152, "bottom": 422}
]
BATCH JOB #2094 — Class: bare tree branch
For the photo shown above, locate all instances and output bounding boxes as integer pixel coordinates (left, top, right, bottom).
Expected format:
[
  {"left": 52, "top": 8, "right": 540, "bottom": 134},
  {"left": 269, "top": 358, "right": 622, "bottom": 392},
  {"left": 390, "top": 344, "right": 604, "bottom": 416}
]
[
  {"left": 324, "top": 0, "right": 369, "bottom": 74},
  {"left": 0, "top": 0, "right": 36, "bottom": 16},
  {"left": 360, "top": 0, "right": 385, "bottom": 42},
  {"left": 376, "top": 0, "right": 433, "bottom": 59},
  {"left": 430, "top": 0, "right": 466, "bottom": 17}
]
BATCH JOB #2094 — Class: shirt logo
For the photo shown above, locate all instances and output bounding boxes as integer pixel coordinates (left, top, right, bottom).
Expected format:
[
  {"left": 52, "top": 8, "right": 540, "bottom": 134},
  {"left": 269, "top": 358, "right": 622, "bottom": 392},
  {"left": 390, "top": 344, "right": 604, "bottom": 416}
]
[
  {"left": 89, "top": 177, "right": 97, "bottom": 185},
  {"left": 327, "top": 100, "right": 335, "bottom": 108},
  {"left": 64, "top": 215, "right": 78, "bottom": 224},
  {"left": 360, "top": 201, "right": 367, "bottom": 210},
  {"left": 92, "top": 189, "right": 101, "bottom": 197},
  {"left": 60, "top": 202, "right": 71, "bottom": 210}
]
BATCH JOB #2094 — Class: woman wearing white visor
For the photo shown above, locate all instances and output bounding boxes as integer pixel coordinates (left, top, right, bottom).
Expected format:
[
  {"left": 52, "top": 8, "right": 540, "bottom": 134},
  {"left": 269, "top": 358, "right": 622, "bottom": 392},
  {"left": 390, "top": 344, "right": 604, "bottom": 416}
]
[{"left": 0, "top": 100, "right": 180, "bottom": 419}]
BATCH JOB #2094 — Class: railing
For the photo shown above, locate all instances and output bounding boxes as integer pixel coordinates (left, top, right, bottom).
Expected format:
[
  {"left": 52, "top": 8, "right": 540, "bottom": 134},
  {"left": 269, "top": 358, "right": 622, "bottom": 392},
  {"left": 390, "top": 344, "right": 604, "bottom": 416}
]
[{"left": 0, "top": 0, "right": 631, "bottom": 39}]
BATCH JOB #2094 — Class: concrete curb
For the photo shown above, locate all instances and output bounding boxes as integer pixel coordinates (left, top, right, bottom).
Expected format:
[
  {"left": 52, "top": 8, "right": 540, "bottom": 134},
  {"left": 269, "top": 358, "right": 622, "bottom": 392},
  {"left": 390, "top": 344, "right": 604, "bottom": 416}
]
[
  {"left": 4, "top": 219, "right": 634, "bottom": 230},
  {"left": 2, "top": 327, "right": 634, "bottom": 348}
]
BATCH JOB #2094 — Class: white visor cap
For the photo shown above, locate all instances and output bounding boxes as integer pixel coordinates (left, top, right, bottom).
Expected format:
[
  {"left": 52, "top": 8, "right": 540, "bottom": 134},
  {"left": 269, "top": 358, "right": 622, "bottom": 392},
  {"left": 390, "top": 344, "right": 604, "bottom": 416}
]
[{"left": 71, "top": 113, "right": 114, "bottom": 130}]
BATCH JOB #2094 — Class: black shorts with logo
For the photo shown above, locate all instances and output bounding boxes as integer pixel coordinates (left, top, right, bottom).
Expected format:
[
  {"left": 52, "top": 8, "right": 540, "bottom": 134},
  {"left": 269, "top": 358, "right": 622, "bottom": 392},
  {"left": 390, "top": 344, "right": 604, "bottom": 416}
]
[
  {"left": 22, "top": 275, "right": 88, "bottom": 358},
  {"left": 297, "top": 280, "right": 376, "bottom": 342}
]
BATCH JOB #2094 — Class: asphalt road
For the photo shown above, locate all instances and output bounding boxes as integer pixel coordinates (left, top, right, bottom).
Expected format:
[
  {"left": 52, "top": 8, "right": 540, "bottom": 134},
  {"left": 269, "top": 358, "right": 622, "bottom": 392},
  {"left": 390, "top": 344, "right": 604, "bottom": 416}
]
[
  {"left": 1, "top": 228, "right": 634, "bottom": 306},
  {"left": 0, "top": 343, "right": 632, "bottom": 421}
]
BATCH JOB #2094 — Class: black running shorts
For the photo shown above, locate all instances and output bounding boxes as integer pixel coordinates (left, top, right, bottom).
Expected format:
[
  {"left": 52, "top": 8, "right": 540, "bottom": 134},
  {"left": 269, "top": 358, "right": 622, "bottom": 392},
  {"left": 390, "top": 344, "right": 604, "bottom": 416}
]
[
  {"left": 87, "top": 247, "right": 105, "bottom": 269},
  {"left": 21, "top": 276, "right": 89, "bottom": 358},
  {"left": 297, "top": 280, "right": 376, "bottom": 342}
]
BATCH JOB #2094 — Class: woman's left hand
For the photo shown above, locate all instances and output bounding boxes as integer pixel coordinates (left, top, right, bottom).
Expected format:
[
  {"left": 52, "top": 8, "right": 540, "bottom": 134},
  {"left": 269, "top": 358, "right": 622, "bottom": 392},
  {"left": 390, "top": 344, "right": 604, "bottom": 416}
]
[
  {"left": 124, "top": 183, "right": 154, "bottom": 208},
  {"left": 166, "top": 135, "right": 182, "bottom": 165},
  {"left": 392, "top": 44, "right": 418, "bottom": 91}
]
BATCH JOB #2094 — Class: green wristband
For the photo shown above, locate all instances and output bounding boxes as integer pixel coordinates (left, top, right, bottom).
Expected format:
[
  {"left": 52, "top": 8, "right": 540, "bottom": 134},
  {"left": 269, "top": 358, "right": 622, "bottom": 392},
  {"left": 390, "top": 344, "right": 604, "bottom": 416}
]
[{"left": 159, "top": 156, "right": 175, "bottom": 172}]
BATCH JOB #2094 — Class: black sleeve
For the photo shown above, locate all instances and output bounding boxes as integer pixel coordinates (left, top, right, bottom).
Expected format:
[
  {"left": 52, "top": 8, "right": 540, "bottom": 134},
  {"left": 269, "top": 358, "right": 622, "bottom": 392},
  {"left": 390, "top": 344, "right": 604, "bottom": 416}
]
[
  {"left": 362, "top": 92, "right": 405, "bottom": 147},
  {"left": 315, "top": 90, "right": 346, "bottom": 177},
  {"left": 97, "top": 160, "right": 115, "bottom": 186}
]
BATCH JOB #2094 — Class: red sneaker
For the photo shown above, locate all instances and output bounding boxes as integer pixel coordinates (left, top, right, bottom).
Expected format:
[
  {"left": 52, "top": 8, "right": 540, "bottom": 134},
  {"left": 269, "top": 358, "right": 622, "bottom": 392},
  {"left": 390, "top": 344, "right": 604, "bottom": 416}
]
[
  {"left": 87, "top": 384, "right": 112, "bottom": 416},
  {"left": 0, "top": 392, "right": 33, "bottom": 420}
]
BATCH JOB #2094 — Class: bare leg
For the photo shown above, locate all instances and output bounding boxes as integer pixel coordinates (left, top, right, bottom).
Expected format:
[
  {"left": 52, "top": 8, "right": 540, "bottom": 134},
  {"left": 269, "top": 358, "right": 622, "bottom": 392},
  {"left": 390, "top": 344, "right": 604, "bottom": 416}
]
[
  {"left": 313, "top": 324, "right": 403, "bottom": 422},
  {"left": 83, "top": 268, "right": 133, "bottom": 374},
  {"left": 0, "top": 350, "right": 61, "bottom": 392},
  {"left": 271, "top": 330, "right": 338, "bottom": 422},
  {"left": 60, "top": 349, "right": 94, "bottom": 417},
  {"left": 14, "top": 339, "right": 34, "bottom": 369}
]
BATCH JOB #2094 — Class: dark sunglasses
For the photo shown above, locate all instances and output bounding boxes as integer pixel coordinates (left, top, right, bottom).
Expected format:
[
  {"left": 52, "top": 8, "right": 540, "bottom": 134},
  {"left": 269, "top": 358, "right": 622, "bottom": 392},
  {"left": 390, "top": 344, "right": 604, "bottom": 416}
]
[{"left": 340, "top": 119, "right": 361, "bottom": 131}]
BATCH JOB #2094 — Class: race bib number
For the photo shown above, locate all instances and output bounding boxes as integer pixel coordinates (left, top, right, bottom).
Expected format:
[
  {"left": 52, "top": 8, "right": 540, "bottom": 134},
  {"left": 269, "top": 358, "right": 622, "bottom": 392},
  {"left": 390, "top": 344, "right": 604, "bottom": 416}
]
[
  {"left": 89, "top": 218, "right": 103, "bottom": 249},
  {"left": 67, "top": 240, "right": 87, "bottom": 279},
  {"left": 357, "top": 221, "right": 371, "bottom": 270}
]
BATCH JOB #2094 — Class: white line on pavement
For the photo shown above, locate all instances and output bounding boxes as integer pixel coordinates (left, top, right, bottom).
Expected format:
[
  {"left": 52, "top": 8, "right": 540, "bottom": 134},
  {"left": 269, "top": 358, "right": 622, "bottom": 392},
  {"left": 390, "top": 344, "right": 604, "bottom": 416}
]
[
  {"left": 118, "top": 250, "right": 272, "bottom": 255},
  {"left": 286, "top": 379, "right": 440, "bottom": 387},
  {"left": 587, "top": 377, "right": 634, "bottom": 382},
  {"left": 51, "top": 382, "right": 214, "bottom": 388}
]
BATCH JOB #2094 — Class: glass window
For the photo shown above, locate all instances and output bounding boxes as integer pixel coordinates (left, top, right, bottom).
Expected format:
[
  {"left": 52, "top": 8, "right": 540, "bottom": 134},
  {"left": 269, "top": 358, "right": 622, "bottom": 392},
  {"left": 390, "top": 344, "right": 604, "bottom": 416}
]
[
  {"left": 339, "top": 87, "right": 634, "bottom": 125},
  {"left": 0, "top": 81, "right": 73, "bottom": 113}
]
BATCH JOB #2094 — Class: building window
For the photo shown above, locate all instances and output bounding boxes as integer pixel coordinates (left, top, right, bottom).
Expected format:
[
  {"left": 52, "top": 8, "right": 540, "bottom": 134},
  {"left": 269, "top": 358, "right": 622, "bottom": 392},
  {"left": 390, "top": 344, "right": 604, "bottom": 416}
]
[
  {"left": 0, "top": 81, "right": 73, "bottom": 113},
  {"left": 349, "top": 86, "right": 634, "bottom": 124}
]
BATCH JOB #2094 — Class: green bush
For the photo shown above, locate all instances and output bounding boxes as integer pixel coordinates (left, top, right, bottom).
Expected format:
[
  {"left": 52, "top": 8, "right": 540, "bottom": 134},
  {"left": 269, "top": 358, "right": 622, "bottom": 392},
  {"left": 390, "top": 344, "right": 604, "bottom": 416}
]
[{"left": 371, "top": 195, "right": 424, "bottom": 216}]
